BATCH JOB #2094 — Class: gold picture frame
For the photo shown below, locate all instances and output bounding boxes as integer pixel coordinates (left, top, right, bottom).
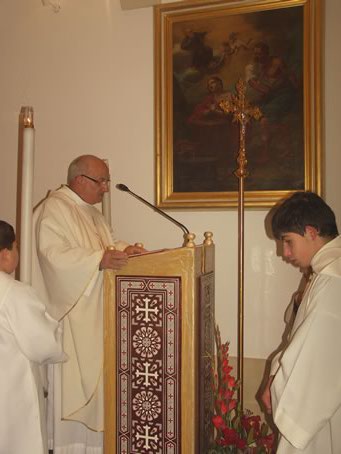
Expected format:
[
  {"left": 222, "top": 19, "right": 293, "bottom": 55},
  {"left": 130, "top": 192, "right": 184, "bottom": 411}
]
[{"left": 155, "top": 0, "right": 322, "bottom": 208}]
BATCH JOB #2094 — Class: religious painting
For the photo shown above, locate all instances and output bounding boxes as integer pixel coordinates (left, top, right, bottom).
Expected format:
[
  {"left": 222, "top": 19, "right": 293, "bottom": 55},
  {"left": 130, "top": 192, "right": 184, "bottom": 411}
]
[{"left": 155, "top": 0, "right": 322, "bottom": 207}]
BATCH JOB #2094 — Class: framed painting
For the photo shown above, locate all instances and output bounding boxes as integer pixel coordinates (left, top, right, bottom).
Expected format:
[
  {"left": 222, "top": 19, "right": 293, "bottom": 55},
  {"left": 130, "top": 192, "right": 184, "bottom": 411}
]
[{"left": 154, "top": 0, "right": 322, "bottom": 208}]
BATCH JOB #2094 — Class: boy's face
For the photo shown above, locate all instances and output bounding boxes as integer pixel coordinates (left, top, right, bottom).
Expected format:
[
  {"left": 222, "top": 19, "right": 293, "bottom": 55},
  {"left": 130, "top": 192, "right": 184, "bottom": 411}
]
[
  {"left": 0, "top": 241, "right": 19, "bottom": 274},
  {"left": 280, "top": 230, "right": 317, "bottom": 269}
]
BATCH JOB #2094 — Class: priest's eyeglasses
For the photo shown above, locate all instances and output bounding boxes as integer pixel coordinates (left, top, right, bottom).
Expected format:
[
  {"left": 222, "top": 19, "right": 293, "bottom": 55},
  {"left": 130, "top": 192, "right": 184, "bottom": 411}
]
[{"left": 81, "top": 174, "right": 110, "bottom": 185}]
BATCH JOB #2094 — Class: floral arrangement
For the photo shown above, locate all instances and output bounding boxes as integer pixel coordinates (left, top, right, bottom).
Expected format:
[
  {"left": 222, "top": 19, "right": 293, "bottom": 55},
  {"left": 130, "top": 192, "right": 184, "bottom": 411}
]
[{"left": 208, "top": 326, "right": 275, "bottom": 453}]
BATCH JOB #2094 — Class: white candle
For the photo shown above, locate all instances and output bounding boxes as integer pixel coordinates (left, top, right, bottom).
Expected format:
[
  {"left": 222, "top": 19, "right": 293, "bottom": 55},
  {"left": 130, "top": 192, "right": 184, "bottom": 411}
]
[
  {"left": 20, "top": 107, "right": 35, "bottom": 284},
  {"left": 102, "top": 158, "right": 112, "bottom": 227}
]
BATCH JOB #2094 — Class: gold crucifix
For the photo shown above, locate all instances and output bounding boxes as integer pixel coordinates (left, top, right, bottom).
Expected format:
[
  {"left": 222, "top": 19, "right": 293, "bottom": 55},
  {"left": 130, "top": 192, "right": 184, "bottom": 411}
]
[
  {"left": 219, "top": 79, "right": 262, "bottom": 409},
  {"left": 220, "top": 78, "right": 262, "bottom": 179}
]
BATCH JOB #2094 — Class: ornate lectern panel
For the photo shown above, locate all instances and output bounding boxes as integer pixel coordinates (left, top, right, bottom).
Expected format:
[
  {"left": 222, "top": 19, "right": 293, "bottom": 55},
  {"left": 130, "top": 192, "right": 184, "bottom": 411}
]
[
  {"left": 199, "top": 272, "right": 215, "bottom": 453},
  {"left": 116, "top": 276, "right": 181, "bottom": 454}
]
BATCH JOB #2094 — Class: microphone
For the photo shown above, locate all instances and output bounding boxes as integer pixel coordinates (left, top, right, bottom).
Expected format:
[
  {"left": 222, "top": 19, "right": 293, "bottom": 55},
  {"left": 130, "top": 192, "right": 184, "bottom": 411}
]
[{"left": 116, "top": 183, "right": 190, "bottom": 235}]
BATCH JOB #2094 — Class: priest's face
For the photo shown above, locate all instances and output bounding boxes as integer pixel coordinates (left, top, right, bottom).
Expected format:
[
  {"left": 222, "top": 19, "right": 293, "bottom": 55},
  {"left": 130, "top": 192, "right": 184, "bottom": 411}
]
[
  {"left": 78, "top": 158, "right": 110, "bottom": 205},
  {"left": 280, "top": 230, "right": 316, "bottom": 269}
]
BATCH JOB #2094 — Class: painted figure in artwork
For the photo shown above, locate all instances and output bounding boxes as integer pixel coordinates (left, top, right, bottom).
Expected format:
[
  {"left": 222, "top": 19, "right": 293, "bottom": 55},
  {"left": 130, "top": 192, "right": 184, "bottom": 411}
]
[{"left": 245, "top": 41, "right": 300, "bottom": 163}]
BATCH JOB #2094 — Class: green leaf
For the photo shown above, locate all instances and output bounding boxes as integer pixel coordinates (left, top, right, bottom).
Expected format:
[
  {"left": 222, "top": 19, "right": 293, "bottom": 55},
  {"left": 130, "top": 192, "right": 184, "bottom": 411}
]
[
  {"left": 246, "top": 427, "right": 255, "bottom": 445},
  {"left": 232, "top": 415, "right": 238, "bottom": 429},
  {"left": 261, "top": 422, "right": 269, "bottom": 437}
]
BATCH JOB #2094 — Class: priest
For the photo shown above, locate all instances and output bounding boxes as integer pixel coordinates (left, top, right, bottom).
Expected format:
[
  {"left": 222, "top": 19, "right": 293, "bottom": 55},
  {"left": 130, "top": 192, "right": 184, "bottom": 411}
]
[{"left": 32, "top": 154, "right": 145, "bottom": 453}]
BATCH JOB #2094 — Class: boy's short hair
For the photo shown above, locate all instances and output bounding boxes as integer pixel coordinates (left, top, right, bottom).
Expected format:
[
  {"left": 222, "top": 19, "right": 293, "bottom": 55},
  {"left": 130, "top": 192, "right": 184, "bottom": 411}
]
[
  {"left": 271, "top": 191, "right": 339, "bottom": 239},
  {"left": 0, "top": 221, "right": 15, "bottom": 251}
]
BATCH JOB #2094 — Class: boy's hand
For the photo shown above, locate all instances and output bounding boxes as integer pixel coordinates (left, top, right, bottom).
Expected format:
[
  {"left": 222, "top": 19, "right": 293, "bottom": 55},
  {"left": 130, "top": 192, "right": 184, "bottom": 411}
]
[{"left": 261, "top": 375, "right": 274, "bottom": 414}]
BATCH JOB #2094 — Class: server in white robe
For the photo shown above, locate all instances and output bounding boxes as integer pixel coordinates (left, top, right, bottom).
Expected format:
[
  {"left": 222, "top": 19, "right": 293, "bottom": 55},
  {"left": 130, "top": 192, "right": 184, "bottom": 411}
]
[
  {"left": 261, "top": 191, "right": 341, "bottom": 453},
  {"left": 0, "top": 220, "right": 65, "bottom": 454},
  {"left": 32, "top": 155, "right": 145, "bottom": 453}
]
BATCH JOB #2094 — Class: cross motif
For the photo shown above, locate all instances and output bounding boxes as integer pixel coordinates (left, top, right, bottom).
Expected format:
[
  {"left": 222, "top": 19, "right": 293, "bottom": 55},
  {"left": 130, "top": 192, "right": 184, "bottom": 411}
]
[
  {"left": 135, "top": 296, "right": 159, "bottom": 322},
  {"left": 136, "top": 425, "right": 159, "bottom": 450},
  {"left": 219, "top": 78, "right": 262, "bottom": 179},
  {"left": 135, "top": 361, "right": 159, "bottom": 386}
]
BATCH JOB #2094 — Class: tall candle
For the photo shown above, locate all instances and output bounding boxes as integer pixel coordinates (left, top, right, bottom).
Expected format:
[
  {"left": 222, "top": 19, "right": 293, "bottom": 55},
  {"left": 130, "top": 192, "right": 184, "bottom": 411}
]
[
  {"left": 102, "top": 158, "right": 112, "bottom": 227},
  {"left": 20, "top": 106, "right": 35, "bottom": 284}
]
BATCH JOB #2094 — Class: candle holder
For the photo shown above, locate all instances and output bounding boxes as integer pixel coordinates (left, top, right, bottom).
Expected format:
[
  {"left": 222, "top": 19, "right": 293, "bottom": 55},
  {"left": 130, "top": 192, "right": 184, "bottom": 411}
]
[{"left": 21, "top": 106, "right": 34, "bottom": 128}]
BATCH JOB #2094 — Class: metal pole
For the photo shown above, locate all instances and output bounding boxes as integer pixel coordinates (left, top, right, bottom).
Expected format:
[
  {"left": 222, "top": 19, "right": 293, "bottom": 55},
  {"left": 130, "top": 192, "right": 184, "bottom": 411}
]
[{"left": 237, "top": 175, "right": 245, "bottom": 408}]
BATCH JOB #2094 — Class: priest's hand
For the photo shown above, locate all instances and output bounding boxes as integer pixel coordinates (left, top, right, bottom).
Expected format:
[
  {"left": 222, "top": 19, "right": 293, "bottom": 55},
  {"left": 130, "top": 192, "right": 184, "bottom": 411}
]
[
  {"left": 99, "top": 249, "right": 128, "bottom": 270},
  {"left": 124, "top": 244, "right": 147, "bottom": 256},
  {"left": 260, "top": 375, "right": 274, "bottom": 414}
]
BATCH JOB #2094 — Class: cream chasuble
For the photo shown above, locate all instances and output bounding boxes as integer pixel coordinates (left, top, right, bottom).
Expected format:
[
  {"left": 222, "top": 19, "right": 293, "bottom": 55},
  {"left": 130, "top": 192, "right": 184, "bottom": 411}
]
[
  {"left": 32, "top": 185, "right": 128, "bottom": 434},
  {"left": 271, "top": 235, "right": 341, "bottom": 453},
  {"left": 0, "top": 271, "right": 64, "bottom": 454}
]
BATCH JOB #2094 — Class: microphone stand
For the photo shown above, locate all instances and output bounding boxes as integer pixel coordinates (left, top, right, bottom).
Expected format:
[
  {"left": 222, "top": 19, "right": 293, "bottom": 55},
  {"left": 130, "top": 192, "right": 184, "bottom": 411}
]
[{"left": 116, "top": 184, "right": 193, "bottom": 245}]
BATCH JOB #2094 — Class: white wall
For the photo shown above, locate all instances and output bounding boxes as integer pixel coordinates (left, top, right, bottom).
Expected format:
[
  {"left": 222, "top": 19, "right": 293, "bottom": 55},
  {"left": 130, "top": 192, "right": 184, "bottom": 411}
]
[{"left": 0, "top": 0, "right": 340, "bottom": 360}]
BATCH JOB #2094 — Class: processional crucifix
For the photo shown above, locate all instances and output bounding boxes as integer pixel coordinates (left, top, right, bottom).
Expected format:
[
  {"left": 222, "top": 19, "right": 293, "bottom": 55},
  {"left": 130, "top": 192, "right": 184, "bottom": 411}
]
[{"left": 219, "top": 79, "right": 262, "bottom": 409}]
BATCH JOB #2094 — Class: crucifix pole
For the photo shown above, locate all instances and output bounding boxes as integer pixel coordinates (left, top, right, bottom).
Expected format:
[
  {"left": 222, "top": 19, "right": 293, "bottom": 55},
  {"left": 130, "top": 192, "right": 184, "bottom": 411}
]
[{"left": 220, "top": 79, "right": 261, "bottom": 409}]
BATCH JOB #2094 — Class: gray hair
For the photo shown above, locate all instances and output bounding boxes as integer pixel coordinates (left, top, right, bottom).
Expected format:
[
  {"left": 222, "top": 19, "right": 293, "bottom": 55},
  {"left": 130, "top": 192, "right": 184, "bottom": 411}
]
[{"left": 67, "top": 155, "right": 92, "bottom": 184}]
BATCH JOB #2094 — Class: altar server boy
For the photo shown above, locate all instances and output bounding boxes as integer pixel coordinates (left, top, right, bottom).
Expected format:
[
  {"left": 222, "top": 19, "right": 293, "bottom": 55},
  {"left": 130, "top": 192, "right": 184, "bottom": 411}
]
[
  {"left": 0, "top": 220, "right": 66, "bottom": 454},
  {"left": 262, "top": 192, "right": 341, "bottom": 453}
]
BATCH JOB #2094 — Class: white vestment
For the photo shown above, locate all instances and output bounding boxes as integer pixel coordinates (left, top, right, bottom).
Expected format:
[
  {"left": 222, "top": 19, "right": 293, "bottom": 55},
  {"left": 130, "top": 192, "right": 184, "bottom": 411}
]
[
  {"left": 271, "top": 235, "right": 341, "bottom": 453},
  {"left": 0, "top": 271, "right": 64, "bottom": 454},
  {"left": 32, "top": 185, "right": 128, "bottom": 453}
]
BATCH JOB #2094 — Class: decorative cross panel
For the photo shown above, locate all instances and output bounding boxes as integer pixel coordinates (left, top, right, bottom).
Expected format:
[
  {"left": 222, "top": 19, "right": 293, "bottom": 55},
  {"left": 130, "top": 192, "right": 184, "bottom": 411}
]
[
  {"left": 116, "top": 276, "right": 181, "bottom": 454},
  {"left": 199, "top": 272, "right": 215, "bottom": 453}
]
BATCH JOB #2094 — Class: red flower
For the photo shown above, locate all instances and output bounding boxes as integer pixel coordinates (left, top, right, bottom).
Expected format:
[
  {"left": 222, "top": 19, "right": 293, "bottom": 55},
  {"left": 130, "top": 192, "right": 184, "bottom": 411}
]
[
  {"left": 223, "top": 389, "right": 234, "bottom": 400},
  {"left": 257, "top": 433, "right": 276, "bottom": 449},
  {"left": 212, "top": 415, "right": 226, "bottom": 430},
  {"left": 242, "top": 414, "right": 261, "bottom": 432},
  {"left": 220, "top": 427, "right": 247, "bottom": 449},
  {"left": 222, "top": 359, "right": 233, "bottom": 375},
  {"left": 211, "top": 325, "right": 275, "bottom": 453},
  {"left": 227, "top": 399, "right": 237, "bottom": 411},
  {"left": 227, "top": 375, "right": 237, "bottom": 388},
  {"left": 220, "top": 400, "right": 228, "bottom": 415}
]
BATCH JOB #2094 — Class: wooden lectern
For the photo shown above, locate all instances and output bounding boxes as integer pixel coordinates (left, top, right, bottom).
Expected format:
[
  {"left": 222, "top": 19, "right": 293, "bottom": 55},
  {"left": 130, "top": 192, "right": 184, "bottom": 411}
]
[{"left": 104, "top": 233, "right": 215, "bottom": 453}]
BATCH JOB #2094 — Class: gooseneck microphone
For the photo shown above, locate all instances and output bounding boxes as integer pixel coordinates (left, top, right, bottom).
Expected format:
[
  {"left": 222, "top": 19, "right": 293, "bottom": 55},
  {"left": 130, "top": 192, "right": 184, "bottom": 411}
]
[{"left": 116, "top": 183, "right": 190, "bottom": 235}]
